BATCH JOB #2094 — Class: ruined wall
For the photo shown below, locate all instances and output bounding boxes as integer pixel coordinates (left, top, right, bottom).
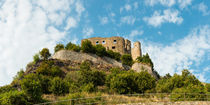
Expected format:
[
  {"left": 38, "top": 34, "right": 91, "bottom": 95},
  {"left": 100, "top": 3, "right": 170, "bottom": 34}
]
[
  {"left": 81, "top": 36, "right": 131, "bottom": 55},
  {"left": 131, "top": 41, "right": 142, "bottom": 61}
]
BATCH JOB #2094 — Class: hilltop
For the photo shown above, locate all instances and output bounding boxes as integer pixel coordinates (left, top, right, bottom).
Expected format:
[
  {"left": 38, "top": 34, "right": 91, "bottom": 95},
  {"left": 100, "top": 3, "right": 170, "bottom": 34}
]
[{"left": 0, "top": 39, "right": 209, "bottom": 105}]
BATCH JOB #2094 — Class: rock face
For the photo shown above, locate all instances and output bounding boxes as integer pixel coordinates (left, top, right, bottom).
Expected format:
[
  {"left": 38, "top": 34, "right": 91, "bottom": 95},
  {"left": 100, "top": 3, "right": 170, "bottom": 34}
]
[
  {"left": 52, "top": 50, "right": 129, "bottom": 70},
  {"left": 131, "top": 62, "right": 158, "bottom": 79}
]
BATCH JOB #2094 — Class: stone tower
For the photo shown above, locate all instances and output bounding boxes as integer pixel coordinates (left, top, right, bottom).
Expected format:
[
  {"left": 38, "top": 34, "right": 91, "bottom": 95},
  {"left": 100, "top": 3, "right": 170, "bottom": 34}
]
[{"left": 131, "top": 41, "right": 142, "bottom": 61}]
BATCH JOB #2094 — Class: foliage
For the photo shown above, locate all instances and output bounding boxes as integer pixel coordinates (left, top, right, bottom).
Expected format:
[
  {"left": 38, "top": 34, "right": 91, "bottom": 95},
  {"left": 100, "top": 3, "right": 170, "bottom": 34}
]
[
  {"left": 206, "top": 83, "right": 210, "bottom": 92},
  {"left": 81, "top": 83, "right": 96, "bottom": 92},
  {"left": 20, "top": 73, "right": 42, "bottom": 103},
  {"left": 54, "top": 44, "right": 64, "bottom": 53},
  {"left": 0, "top": 85, "right": 16, "bottom": 94},
  {"left": 170, "top": 84, "right": 206, "bottom": 101},
  {"left": 36, "top": 62, "right": 63, "bottom": 77},
  {"left": 0, "top": 90, "right": 29, "bottom": 105},
  {"left": 110, "top": 71, "right": 156, "bottom": 94},
  {"left": 136, "top": 53, "right": 154, "bottom": 69},
  {"left": 79, "top": 69, "right": 106, "bottom": 87},
  {"left": 65, "top": 42, "right": 81, "bottom": 52},
  {"left": 39, "top": 48, "right": 51, "bottom": 60},
  {"left": 95, "top": 44, "right": 107, "bottom": 57},
  {"left": 39, "top": 75, "right": 51, "bottom": 94},
  {"left": 106, "top": 50, "right": 121, "bottom": 61},
  {"left": 33, "top": 53, "right": 40, "bottom": 64},
  {"left": 49, "top": 77, "right": 69, "bottom": 95},
  {"left": 80, "top": 60, "right": 92, "bottom": 71},
  {"left": 12, "top": 69, "right": 25, "bottom": 85},
  {"left": 81, "top": 40, "right": 95, "bottom": 53},
  {"left": 121, "top": 54, "right": 133, "bottom": 66},
  {"left": 156, "top": 69, "right": 204, "bottom": 93}
]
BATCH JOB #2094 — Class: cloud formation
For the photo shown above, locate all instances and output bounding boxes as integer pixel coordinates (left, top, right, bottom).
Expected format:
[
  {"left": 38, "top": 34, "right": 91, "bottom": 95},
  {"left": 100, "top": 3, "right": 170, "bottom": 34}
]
[
  {"left": 144, "top": 0, "right": 192, "bottom": 9},
  {"left": 142, "top": 25, "right": 210, "bottom": 80},
  {"left": 0, "top": 0, "right": 85, "bottom": 86},
  {"left": 143, "top": 9, "right": 183, "bottom": 27},
  {"left": 197, "top": 2, "right": 210, "bottom": 16},
  {"left": 120, "top": 16, "right": 136, "bottom": 25}
]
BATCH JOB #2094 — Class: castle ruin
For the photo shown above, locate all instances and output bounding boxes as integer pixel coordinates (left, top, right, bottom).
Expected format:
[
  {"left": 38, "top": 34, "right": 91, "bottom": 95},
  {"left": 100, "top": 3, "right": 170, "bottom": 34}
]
[{"left": 81, "top": 36, "right": 142, "bottom": 60}]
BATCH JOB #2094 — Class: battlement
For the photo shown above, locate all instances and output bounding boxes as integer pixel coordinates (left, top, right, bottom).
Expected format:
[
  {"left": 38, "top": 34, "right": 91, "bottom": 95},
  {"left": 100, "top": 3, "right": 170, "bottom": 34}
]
[{"left": 81, "top": 36, "right": 142, "bottom": 60}]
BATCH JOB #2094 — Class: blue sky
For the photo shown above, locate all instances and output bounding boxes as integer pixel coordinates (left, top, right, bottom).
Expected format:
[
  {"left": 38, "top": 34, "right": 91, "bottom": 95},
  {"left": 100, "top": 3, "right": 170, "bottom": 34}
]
[{"left": 0, "top": 0, "right": 209, "bottom": 86}]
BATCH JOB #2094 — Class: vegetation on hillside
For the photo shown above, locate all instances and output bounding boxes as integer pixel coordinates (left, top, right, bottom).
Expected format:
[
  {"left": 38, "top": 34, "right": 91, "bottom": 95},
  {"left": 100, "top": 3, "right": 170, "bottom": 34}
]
[{"left": 0, "top": 41, "right": 209, "bottom": 104}]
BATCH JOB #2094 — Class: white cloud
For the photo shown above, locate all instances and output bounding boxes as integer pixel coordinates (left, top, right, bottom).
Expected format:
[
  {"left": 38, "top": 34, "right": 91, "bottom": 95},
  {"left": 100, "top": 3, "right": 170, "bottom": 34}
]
[
  {"left": 121, "top": 16, "right": 136, "bottom": 25},
  {"left": 144, "top": 0, "right": 192, "bottom": 9},
  {"left": 143, "top": 9, "right": 183, "bottom": 27},
  {"left": 130, "top": 30, "right": 144, "bottom": 37},
  {"left": 133, "top": 2, "right": 138, "bottom": 9},
  {"left": 125, "top": 4, "right": 131, "bottom": 11},
  {"left": 83, "top": 27, "right": 94, "bottom": 38},
  {"left": 142, "top": 25, "right": 210, "bottom": 79},
  {"left": 0, "top": 0, "right": 85, "bottom": 86},
  {"left": 145, "top": 0, "right": 176, "bottom": 7},
  {"left": 197, "top": 2, "right": 210, "bottom": 16},
  {"left": 65, "top": 17, "right": 77, "bottom": 30},
  {"left": 178, "top": 0, "right": 192, "bottom": 9},
  {"left": 99, "top": 16, "right": 108, "bottom": 25}
]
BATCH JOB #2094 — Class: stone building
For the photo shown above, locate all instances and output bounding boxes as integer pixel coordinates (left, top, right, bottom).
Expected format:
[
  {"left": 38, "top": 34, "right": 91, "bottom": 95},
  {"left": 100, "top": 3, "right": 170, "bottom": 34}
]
[{"left": 81, "top": 36, "right": 142, "bottom": 60}]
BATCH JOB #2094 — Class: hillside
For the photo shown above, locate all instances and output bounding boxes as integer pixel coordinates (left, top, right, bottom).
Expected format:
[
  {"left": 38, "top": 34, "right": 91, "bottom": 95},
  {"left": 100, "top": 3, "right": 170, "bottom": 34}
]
[{"left": 0, "top": 40, "right": 209, "bottom": 105}]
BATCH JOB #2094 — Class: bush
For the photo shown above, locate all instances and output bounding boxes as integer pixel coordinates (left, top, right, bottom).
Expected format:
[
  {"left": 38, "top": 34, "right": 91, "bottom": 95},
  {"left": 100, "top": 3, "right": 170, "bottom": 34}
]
[
  {"left": 0, "top": 85, "right": 16, "bottom": 94},
  {"left": 36, "top": 62, "right": 63, "bottom": 77},
  {"left": 81, "top": 83, "right": 96, "bottom": 92},
  {"left": 206, "top": 83, "right": 210, "bottom": 92},
  {"left": 121, "top": 54, "right": 133, "bottom": 66},
  {"left": 65, "top": 42, "right": 81, "bottom": 52},
  {"left": 49, "top": 77, "right": 69, "bottom": 95},
  {"left": 33, "top": 53, "right": 40, "bottom": 64},
  {"left": 79, "top": 70, "right": 106, "bottom": 87},
  {"left": 136, "top": 53, "right": 154, "bottom": 69},
  {"left": 81, "top": 40, "right": 95, "bottom": 53},
  {"left": 109, "top": 71, "right": 156, "bottom": 94},
  {"left": 0, "top": 90, "right": 29, "bottom": 105},
  {"left": 95, "top": 44, "right": 107, "bottom": 57},
  {"left": 39, "top": 48, "right": 51, "bottom": 60},
  {"left": 170, "top": 84, "right": 206, "bottom": 101},
  {"left": 106, "top": 50, "right": 121, "bottom": 61},
  {"left": 80, "top": 60, "right": 92, "bottom": 71},
  {"left": 54, "top": 44, "right": 64, "bottom": 53},
  {"left": 20, "top": 73, "right": 42, "bottom": 103},
  {"left": 39, "top": 75, "right": 51, "bottom": 94}
]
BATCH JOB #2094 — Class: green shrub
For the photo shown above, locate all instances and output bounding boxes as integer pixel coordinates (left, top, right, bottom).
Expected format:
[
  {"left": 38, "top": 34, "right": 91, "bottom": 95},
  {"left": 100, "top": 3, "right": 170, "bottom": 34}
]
[
  {"left": 136, "top": 53, "right": 154, "bottom": 69},
  {"left": 39, "top": 75, "right": 51, "bottom": 94},
  {"left": 0, "top": 90, "right": 29, "bottom": 105},
  {"left": 206, "top": 83, "right": 210, "bottom": 92},
  {"left": 81, "top": 40, "right": 95, "bottom": 53},
  {"left": 65, "top": 42, "right": 81, "bottom": 52},
  {"left": 0, "top": 85, "right": 16, "bottom": 94},
  {"left": 80, "top": 60, "right": 92, "bottom": 71},
  {"left": 109, "top": 71, "right": 156, "bottom": 94},
  {"left": 81, "top": 83, "right": 96, "bottom": 92},
  {"left": 79, "top": 70, "right": 106, "bottom": 87},
  {"left": 69, "top": 83, "right": 80, "bottom": 93},
  {"left": 106, "top": 50, "right": 121, "bottom": 61},
  {"left": 33, "top": 53, "right": 40, "bottom": 64},
  {"left": 170, "top": 84, "right": 206, "bottom": 101},
  {"left": 54, "top": 44, "right": 64, "bottom": 53},
  {"left": 95, "top": 44, "right": 107, "bottom": 57},
  {"left": 20, "top": 73, "right": 42, "bottom": 103},
  {"left": 49, "top": 77, "right": 69, "bottom": 95},
  {"left": 36, "top": 62, "right": 63, "bottom": 77},
  {"left": 121, "top": 54, "right": 133, "bottom": 66},
  {"left": 39, "top": 48, "right": 51, "bottom": 60}
]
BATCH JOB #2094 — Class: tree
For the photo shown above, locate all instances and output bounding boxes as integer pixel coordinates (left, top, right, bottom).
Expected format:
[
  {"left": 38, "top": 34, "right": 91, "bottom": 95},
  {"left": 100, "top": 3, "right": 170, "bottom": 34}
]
[
  {"left": 20, "top": 74, "right": 42, "bottom": 103},
  {"left": 81, "top": 40, "right": 95, "bottom": 53},
  {"left": 95, "top": 44, "right": 107, "bottom": 57},
  {"left": 136, "top": 53, "right": 154, "bottom": 69},
  {"left": 65, "top": 42, "right": 81, "bottom": 52},
  {"left": 106, "top": 50, "right": 121, "bottom": 61},
  {"left": 39, "top": 48, "right": 51, "bottom": 60},
  {"left": 54, "top": 44, "right": 64, "bottom": 53},
  {"left": 49, "top": 77, "right": 69, "bottom": 95},
  {"left": 33, "top": 53, "right": 40, "bottom": 64},
  {"left": 121, "top": 54, "right": 133, "bottom": 66}
]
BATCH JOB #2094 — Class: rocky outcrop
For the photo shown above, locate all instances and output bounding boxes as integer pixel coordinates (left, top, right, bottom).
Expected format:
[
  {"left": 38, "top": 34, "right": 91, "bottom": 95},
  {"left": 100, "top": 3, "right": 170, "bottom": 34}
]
[
  {"left": 131, "top": 62, "right": 158, "bottom": 79},
  {"left": 52, "top": 50, "right": 129, "bottom": 70}
]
